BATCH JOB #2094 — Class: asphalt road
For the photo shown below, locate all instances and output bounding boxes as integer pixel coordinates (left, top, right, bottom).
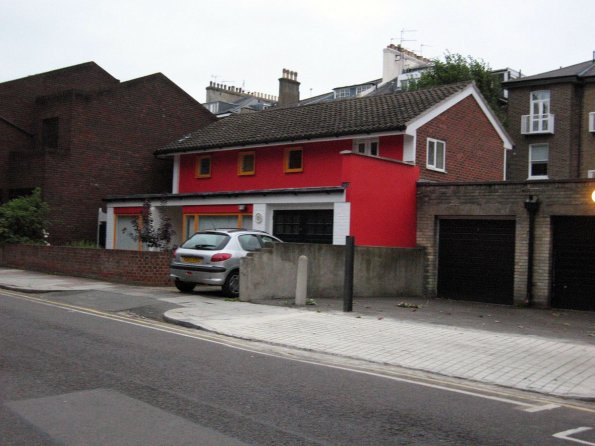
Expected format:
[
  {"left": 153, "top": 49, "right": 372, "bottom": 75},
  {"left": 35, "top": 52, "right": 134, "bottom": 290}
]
[{"left": 1, "top": 289, "right": 594, "bottom": 446}]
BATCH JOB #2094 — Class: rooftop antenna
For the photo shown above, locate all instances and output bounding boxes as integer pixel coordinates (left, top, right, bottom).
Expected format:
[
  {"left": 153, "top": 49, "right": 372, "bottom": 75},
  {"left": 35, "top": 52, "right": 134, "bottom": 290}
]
[{"left": 399, "top": 29, "right": 417, "bottom": 46}]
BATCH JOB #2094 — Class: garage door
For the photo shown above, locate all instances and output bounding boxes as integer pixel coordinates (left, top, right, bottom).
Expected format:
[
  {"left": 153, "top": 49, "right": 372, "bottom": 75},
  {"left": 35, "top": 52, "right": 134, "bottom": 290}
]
[
  {"left": 273, "top": 210, "right": 333, "bottom": 244},
  {"left": 438, "top": 219, "right": 515, "bottom": 304},
  {"left": 551, "top": 217, "right": 595, "bottom": 311}
]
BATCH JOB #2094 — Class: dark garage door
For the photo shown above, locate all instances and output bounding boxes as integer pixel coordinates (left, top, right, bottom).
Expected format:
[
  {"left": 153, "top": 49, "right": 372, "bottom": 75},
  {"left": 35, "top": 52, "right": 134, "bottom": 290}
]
[
  {"left": 551, "top": 217, "right": 595, "bottom": 311},
  {"left": 438, "top": 219, "right": 515, "bottom": 304},
  {"left": 273, "top": 210, "right": 333, "bottom": 244}
]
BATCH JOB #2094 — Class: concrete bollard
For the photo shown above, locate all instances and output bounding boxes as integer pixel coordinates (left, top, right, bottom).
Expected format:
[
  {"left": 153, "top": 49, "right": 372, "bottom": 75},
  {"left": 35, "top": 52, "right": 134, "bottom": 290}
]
[{"left": 295, "top": 255, "right": 308, "bottom": 306}]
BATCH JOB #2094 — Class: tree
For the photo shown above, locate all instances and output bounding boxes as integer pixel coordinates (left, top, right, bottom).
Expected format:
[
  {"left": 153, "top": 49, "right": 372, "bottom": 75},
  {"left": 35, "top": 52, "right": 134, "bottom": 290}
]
[
  {"left": 123, "top": 199, "right": 175, "bottom": 250},
  {"left": 0, "top": 188, "right": 50, "bottom": 245},
  {"left": 408, "top": 53, "right": 504, "bottom": 120}
]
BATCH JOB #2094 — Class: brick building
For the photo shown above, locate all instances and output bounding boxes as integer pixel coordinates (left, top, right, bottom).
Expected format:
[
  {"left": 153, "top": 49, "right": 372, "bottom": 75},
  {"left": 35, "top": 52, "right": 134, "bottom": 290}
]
[
  {"left": 105, "top": 81, "right": 511, "bottom": 250},
  {"left": 0, "top": 62, "right": 215, "bottom": 245},
  {"left": 417, "top": 180, "right": 595, "bottom": 311},
  {"left": 503, "top": 59, "right": 595, "bottom": 180},
  {"left": 414, "top": 59, "right": 595, "bottom": 312}
]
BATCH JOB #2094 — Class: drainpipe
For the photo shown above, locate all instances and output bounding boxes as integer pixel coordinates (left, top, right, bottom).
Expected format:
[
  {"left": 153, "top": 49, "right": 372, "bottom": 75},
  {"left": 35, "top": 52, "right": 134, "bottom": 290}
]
[{"left": 523, "top": 196, "right": 540, "bottom": 306}]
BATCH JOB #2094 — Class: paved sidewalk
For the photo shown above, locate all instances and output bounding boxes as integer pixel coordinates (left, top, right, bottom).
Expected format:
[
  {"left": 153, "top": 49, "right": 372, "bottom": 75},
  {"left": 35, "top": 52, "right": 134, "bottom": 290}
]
[
  {"left": 1, "top": 267, "right": 594, "bottom": 400},
  {"left": 163, "top": 299, "right": 595, "bottom": 400}
]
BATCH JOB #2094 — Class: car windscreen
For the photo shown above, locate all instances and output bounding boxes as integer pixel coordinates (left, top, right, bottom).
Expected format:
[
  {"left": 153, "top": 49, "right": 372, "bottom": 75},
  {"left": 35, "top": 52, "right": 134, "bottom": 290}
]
[{"left": 181, "top": 232, "right": 230, "bottom": 250}]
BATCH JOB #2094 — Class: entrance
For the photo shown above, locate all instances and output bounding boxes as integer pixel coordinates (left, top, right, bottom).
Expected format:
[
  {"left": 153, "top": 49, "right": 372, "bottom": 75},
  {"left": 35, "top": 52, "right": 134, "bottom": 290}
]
[
  {"left": 437, "top": 219, "right": 515, "bottom": 304},
  {"left": 551, "top": 216, "right": 595, "bottom": 311},
  {"left": 273, "top": 210, "right": 333, "bottom": 244}
]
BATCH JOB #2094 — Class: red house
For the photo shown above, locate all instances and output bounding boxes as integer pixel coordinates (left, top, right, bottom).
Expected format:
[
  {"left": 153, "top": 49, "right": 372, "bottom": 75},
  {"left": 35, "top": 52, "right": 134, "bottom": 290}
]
[{"left": 105, "top": 81, "right": 512, "bottom": 249}]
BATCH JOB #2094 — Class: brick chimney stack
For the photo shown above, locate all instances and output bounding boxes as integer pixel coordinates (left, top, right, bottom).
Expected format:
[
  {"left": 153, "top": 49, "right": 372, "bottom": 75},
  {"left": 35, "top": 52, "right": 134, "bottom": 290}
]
[{"left": 278, "top": 68, "right": 300, "bottom": 106}]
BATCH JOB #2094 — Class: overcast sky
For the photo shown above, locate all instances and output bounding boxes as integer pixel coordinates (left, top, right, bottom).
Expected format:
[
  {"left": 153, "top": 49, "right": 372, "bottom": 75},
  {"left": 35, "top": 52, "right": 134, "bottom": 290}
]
[{"left": 2, "top": 0, "right": 594, "bottom": 103}]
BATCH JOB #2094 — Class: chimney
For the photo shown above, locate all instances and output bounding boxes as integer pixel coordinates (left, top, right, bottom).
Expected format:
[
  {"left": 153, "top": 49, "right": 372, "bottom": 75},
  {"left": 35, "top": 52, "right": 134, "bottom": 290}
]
[{"left": 278, "top": 68, "right": 300, "bottom": 106}]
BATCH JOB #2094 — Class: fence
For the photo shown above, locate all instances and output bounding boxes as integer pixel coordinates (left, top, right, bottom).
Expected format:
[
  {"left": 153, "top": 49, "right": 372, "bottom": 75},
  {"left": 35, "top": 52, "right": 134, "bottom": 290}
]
[
  {"left": 0, "top": 244, "right": 171, "bottom": 286},
  {"left": 240, "top": 243, "right": 424, "bottom": 301}
]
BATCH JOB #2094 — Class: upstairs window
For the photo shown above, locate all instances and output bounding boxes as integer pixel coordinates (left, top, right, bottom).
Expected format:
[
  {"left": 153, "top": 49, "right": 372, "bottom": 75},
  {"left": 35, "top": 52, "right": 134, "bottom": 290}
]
[
  {"left": 42, "top": 117, "right": 59, "bottom": 148},
  {"left": 528, "top": 144, "right": 548, "bottom": 179},
  {"left": 195, "top": 155, "right": 211, "bottom": 178},
  {"left": 238, "top": 151, "right": 255, "bottom": 176},
  {"left": 353, "top": 138, "right": 379, "bottom": 156},
  {"left": 527, "top": 90, "right": 552, "bottom": 133},
  {"left": 284, "top": 147, "right": 303, "bottom": 173},
  {"left": 426, "top": 138, "right": 446, "bottom": 172}
]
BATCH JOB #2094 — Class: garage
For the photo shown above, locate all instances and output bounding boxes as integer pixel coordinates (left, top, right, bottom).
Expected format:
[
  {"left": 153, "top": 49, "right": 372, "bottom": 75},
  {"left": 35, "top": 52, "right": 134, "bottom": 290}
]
[
  {"left": 273, "top": 210, "right": 333, "bottom": 244},
  {"left": 437, "top": 219, "right": 516, "bottom": 305},
  {"left": 551, "top": 217, "right": 595, "bottom": 311}
]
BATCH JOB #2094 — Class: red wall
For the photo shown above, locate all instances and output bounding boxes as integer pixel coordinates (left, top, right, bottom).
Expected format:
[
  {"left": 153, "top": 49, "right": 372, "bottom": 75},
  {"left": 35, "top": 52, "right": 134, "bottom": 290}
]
[
  {"left": 178, "top": 135, "right": 405, "bottom": 193},
  {"left": 341, "top": 153, "right": 419, "bottom": 247}
]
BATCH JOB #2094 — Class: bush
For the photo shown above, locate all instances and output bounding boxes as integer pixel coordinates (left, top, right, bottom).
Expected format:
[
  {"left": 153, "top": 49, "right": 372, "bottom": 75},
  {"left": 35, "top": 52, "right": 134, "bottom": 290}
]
[
  {"left": 66, "top": 240, "right": 98, "bottom": 249},
  {"left": 0, "top": 188, "right": 50, "bottom": 245}
]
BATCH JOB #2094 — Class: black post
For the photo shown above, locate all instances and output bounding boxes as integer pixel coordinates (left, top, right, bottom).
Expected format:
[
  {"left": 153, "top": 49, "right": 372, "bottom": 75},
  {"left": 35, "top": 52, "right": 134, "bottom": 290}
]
[{"left": 343, "top": 235, "right": 355, "bottom": 312}]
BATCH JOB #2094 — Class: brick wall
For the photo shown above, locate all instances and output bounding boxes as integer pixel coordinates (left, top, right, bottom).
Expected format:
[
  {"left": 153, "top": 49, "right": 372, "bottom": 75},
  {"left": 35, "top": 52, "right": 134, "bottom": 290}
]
[
  {"left": 506, "top": 84, "right": 581, "bottom": 180},
  {"left": 0, "top": 244, "right": 171, "bottom": 286},
  {"left": 417, "top": 179, "right": 595, "bottom": 307},
  {"left": 1, "top": 64, "right": 216, "bottom": 245},
  {"left": 581, "top": 83, "right": 595, "bottom": 176},
  {"left": 416, "top": 96, "right": 506, "bottom": 182}
]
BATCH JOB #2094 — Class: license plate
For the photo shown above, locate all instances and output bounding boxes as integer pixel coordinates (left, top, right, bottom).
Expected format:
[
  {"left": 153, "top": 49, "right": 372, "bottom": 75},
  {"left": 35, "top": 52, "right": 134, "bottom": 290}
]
[{"left": 182, "top": 256, "right": 202, "bottom": 264}]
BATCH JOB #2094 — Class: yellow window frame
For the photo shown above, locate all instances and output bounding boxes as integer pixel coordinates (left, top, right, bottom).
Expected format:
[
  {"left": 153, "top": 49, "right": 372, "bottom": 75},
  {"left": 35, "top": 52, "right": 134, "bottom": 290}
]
[
  {"left": 284, "top": 147, "right": 303, "bottom": 173},
  {"left": 238, "top": 151, "right": 256, "bottom": 176},
  {"left": 195, "top": 155, "right": 212, "bottom": 178}
]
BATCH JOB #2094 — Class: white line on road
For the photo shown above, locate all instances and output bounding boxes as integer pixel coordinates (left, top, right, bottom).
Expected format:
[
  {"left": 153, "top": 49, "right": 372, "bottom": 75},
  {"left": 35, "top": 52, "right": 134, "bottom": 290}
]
[
  {"left": 1, "top": 289, "right": 592, "bottom": 415},
  {"left": 553, "top": 427, "right": 595, "bottom": 445},
  {"left": 523, "top": 403, "right": 561, "bottom": 413}
]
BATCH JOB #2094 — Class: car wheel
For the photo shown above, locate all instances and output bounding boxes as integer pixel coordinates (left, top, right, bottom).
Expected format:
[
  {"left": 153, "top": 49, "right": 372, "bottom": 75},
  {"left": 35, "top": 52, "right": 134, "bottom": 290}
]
[
  {"left": 175, "top": 278, "right": 196, "bottom": 293},
  {"left": 222, "top": 270, "right": 239, "bottom": 298}
]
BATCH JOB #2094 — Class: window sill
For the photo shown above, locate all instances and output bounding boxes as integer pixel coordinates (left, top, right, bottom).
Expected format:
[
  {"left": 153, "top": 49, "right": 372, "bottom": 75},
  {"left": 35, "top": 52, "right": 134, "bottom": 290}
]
[
  {"left": 426, "top": 166, "right": 447, "bottom": 173},
  {"left": 527, "top": 176, "right": 549, "bottom": 181}
]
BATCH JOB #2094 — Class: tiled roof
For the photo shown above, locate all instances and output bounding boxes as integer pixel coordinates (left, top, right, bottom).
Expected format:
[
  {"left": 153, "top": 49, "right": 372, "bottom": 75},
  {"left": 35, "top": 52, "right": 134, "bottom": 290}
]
[
  {"left": 156, "top": 82, "right": 471, "bottom": 155},
  {"left": 504, "top": 60, "right": 595, "bottom": 86}
]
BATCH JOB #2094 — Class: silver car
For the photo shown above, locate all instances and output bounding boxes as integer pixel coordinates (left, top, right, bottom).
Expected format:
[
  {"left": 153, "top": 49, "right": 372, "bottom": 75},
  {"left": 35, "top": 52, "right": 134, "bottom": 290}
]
[{"left": 170, "top": 229, "right": 282, "bottom": 297}]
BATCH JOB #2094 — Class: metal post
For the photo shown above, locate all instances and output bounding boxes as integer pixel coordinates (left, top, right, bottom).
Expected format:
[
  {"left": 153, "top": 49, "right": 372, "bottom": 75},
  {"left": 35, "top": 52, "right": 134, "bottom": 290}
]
[{"left": 343, "top": 236, "right": 355, "bottom": 312}]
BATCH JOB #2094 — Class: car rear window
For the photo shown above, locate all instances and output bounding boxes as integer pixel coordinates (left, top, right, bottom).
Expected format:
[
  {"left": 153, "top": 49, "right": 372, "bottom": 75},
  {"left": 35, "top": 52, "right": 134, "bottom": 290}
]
[{"left": 181, "top": 232, "right": 230, "bottom": 250}]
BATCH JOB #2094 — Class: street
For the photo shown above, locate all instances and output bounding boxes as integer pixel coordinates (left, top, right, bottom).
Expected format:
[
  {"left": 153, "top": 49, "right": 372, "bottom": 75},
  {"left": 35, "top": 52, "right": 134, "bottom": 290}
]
[{"left": 1, "top": 289, "right": 594, "bottom": 446}]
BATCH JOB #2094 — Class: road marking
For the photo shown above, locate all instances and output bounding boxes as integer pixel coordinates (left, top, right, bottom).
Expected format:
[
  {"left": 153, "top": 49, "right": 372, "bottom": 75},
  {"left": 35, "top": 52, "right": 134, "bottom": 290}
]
[
  {"left": 553, "top": 427, "right": 595, "bottom": 445},
  {"left": 523, "top": 403, "right": 561, "bottom": 413},
  {"left": 2, "top": 289, "right": 593, "bottom": 415}
]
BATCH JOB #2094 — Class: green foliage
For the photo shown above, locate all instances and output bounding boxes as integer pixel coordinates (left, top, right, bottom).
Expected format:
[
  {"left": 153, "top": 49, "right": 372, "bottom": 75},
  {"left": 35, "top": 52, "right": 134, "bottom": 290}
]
[
  {"left": 408, "top": 53, "right": 504, "bottom": 120},
  {"left": 122, "top": 198, "right": 175, "bottom": 250},
  {"left": 0, "top": 188, "right": 50, "bottom": 245}
]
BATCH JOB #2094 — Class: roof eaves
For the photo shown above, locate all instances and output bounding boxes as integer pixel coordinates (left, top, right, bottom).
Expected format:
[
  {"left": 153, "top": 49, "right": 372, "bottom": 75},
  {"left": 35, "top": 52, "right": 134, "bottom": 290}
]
[{"left": 155, "top": 124, "right": 408, "bottom": 157}]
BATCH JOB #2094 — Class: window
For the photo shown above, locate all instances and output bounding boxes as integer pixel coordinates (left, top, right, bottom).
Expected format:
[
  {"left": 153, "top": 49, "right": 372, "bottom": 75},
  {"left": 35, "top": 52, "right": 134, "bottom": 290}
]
[
  {"left": 353, "top": 138, "right": 379, "bottom": 156},
  {"left": 529, "top": 144, "right": 548, "bottom": 179},
  {"left": 426, "top": 138, "right": 446, "bottom": 172},
  {"left": 42, "top": 117, "right": 59, "bottom": 148},
  {"left": 528, "top": 90, "right": 552, "bottom": 133},
  {"left": 589, "top": 112, "right": 595, "bottom": 132},
  {"left": 238, "top": 151, "right": 255, "bottom": 176},
  {"left": 284, "top": 147, "right": 303, "bottom": 173},
  {"left": 195, "top": 155, "right": 211, "bottom": 178}
]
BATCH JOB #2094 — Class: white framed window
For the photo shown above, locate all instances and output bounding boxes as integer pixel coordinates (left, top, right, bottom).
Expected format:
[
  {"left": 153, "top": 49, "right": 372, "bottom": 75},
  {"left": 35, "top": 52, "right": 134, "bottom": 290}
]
[
  {"left": 528, "top": 143, "right": 549, "bottom": 179},
  {"left": 352, "top": 138, "right": 379, "bottom": 157},
  {"left": 426, "top": 138, "right": 446, "bottom": 172},
  {"left": 522, "top": 90, "right": 553, "bottom": 134},
  {"left": 589, "top": 112, "right": 595, "bottom": 132},
  {"left": 355, "top": 85, "right": 372, "bottom": 95}
]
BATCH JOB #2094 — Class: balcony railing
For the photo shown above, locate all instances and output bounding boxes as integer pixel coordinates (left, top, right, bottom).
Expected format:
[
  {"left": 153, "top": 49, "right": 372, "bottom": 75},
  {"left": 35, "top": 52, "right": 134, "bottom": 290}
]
[{"left": 521, "top": 114, "right": 555, "bottom": 134}]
